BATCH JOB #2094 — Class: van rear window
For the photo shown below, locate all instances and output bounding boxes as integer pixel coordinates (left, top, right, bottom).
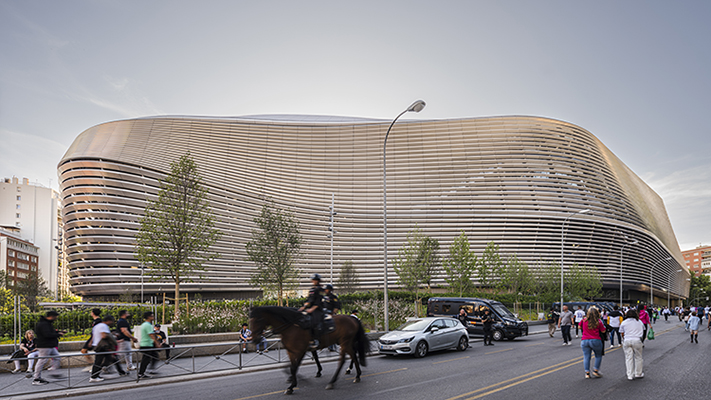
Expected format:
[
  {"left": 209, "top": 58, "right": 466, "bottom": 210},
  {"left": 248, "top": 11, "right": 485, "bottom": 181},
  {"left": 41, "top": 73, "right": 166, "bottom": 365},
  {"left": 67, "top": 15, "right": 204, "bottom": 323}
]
[{"left": 443, "top": 304, "right": 451, "bottom": 313}]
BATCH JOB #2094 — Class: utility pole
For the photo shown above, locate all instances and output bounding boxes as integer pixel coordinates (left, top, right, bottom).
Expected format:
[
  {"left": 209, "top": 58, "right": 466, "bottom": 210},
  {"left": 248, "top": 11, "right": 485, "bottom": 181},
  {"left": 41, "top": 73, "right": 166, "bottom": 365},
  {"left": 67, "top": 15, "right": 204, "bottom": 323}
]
[{"left": 328, "top": 193, "right": 336, "bottom": 284}]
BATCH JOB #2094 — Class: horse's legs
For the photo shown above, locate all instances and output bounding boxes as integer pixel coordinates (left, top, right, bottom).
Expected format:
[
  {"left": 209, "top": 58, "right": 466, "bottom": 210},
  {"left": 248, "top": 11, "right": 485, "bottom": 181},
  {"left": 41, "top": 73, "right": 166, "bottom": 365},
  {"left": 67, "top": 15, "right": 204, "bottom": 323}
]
[
  {"left": 345, "top": 357, "right": 354, "bottom": 374},
  {"left": 312, "top": 351, "right": 322, "bottom": 377},
  {"left": 353, "top": 353, "right": 362, "bottom": 383},
  {"left": 286, "top": 352, "right": 305, "bottom": 395},
  {"left": 326, "top": 345, "right": 349, "bottom": 390}
]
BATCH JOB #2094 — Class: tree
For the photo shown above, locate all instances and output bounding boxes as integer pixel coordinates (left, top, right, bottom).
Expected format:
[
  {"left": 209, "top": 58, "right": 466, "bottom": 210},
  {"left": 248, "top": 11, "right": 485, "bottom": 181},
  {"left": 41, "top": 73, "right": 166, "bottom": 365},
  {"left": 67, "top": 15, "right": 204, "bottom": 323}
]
[
  {"left": 135, "top": 153, "right": 221, "bottom": 318},
  {"left": 246, "top": 201, "right": 302, "bottom": 306},
  {"left": 566, "top": 264, "right": 603, "bottom": 300},
  {"left": 338, "top": 261, "right": 360, "bottom": 294},
  {"left": 535, "top": 261, "right": 562, "bottom": 303},
  {"left": 498, "top": 255, "right": 535, "bottom": 302},
  {"left": 0, "top": 271, "right": 13, "bottom": 314},
  {"left": 478, "top": 241, "right": 503, "bottom": 289},
  {"left": 393, "top": 226, "right": 441, "bottom": 316},
  {"left": 443, "top": 231, "right": 477, "bottom": 296},
  {"left": 13, "top": 274, "right": 52, "bottom": 312}
]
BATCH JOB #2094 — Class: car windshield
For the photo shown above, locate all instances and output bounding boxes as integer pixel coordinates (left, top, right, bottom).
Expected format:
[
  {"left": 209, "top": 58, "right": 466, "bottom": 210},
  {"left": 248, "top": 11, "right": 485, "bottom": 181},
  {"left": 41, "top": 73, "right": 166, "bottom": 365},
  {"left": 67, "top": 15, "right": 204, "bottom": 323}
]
[
  {"left": 491, "top": 303, "right": 515, "bottom": 319},
  {"left": 396, "top": 319, "right": 432, "bottom": 331}
]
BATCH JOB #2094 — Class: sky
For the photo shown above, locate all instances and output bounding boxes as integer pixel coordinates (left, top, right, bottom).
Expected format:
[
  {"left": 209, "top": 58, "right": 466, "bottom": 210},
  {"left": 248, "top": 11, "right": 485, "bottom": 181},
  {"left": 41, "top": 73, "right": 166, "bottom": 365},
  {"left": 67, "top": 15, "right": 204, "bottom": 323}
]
[{"left": 1, "top": 1, "right": 709, "bottom": 251}]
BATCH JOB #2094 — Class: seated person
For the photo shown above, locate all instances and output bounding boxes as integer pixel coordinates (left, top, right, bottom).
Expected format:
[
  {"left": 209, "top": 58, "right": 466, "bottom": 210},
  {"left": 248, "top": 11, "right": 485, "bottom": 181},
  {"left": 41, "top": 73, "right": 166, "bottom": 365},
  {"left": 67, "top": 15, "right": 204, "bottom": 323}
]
[
  {"left": 153, "top": 324, "right": 170, "bottom": 361},
  {"left": 239, "top": 323, "right": 267, "bottom": 354}
]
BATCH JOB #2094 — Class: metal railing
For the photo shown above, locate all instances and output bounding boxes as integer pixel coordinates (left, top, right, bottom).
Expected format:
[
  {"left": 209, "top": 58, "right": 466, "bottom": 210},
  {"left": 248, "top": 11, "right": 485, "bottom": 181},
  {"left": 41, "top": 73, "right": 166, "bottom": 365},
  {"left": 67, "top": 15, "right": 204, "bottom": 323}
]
[{"left": 0, "top": 338, "right": 338, "bottom": 397}]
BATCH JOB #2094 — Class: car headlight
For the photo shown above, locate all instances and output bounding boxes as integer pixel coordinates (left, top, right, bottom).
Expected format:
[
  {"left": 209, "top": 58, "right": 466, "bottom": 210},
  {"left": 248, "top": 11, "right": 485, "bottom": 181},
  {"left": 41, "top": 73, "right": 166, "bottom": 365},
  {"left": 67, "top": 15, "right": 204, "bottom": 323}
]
[{"left": 398, "top": 337, "right": 415, "bottom": 343}]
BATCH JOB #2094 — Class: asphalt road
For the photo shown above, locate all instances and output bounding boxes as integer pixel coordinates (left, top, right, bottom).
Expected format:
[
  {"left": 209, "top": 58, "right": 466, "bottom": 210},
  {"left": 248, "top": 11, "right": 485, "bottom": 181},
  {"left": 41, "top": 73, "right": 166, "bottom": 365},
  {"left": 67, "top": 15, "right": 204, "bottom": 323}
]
[{"left": 62, "top": 320, "right": 710, "bottom": 400}]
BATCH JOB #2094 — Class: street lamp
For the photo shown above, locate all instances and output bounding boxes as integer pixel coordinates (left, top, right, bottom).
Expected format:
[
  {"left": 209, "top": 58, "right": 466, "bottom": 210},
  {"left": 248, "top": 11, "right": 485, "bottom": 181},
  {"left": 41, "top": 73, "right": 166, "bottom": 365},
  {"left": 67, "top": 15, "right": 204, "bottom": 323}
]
[
  {"left": 620, "top": 238, "right": 638, "bottom": 306},
  {"left": 383, "top": 100, "right": 426, "bottom": 332},
  {"left": 650, "top": 257, "right": 672, "bottom": 306},
  {"left": 560, "top": 209, "right": 590, "bottom": 312},
  {"left": 669, "top": 269, "right": 683, "bottom": 308}
]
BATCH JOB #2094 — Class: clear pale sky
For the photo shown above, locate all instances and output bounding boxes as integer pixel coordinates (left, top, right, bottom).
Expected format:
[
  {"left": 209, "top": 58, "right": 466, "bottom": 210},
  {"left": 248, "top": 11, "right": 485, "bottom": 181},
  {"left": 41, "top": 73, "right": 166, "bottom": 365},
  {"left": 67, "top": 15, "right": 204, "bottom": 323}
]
[{"left": 1, "top": 1, "right": 709, "bottom": 251}]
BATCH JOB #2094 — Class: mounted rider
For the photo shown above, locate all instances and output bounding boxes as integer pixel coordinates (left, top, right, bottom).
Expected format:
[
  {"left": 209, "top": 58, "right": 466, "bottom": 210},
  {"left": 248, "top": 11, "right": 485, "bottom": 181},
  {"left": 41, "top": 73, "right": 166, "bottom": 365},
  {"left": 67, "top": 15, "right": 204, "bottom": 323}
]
[
  {"left": 323, "top": 284, "right": 341, "bottom": 315},
  {"left": 299, "top": 273, "right": 324, "bottom": 350}
]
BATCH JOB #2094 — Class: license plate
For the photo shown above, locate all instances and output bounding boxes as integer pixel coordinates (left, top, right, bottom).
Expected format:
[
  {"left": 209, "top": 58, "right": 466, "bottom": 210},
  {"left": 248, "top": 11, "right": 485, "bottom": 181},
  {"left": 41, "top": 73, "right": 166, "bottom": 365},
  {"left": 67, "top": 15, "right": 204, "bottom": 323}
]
[{"left": 380, "top": 345, "right": 393, "bottom": 350}]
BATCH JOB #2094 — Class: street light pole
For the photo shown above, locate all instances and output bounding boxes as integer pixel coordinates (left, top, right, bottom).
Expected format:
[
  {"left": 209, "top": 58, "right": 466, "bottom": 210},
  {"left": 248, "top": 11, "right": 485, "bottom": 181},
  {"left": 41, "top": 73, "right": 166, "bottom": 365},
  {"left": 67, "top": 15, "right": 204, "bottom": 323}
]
[
  {"left": 620, "top": 238, "right": 638, "bottom": 306},
  {"left": 560, "top": 209, "right": 590, "bottom": 312},
  {"left": 669, "top": 269, "right": 683, "bottom": 308},
  {"left": 650, "top": 257, "right": 672, "bottom": 306},
  {"left": 383, "top": 100, "right": 426, "bottom": 332}
]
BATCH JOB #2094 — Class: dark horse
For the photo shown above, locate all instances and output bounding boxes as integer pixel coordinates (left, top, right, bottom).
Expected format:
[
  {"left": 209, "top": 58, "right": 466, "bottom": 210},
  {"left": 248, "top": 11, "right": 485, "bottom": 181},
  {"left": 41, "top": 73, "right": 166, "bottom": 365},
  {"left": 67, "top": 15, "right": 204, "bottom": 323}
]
[{"left": 249, "top": 306, "right": 369, "bottom": 394}]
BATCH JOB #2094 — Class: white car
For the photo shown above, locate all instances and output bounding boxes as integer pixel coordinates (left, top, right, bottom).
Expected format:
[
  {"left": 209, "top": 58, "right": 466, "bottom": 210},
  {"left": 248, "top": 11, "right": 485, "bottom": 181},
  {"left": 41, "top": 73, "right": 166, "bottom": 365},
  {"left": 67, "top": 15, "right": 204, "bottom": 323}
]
[{"left": 378, "top": 317, "right": 469, "bottom": 358}]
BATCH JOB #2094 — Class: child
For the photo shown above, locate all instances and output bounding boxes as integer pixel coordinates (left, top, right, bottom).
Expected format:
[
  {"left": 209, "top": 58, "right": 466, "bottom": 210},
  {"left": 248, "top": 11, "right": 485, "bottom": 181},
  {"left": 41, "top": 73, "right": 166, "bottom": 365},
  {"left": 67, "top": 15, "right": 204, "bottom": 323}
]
[{"left": 688, "top": 311, "right": 700, "bottom": 343}]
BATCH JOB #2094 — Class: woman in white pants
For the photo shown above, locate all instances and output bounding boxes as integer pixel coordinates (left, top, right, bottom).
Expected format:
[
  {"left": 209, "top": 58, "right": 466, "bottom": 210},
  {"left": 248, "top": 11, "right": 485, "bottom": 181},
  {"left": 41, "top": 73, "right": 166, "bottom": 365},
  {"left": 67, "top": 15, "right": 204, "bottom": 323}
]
[{"left": 619, "top": 309, "right": 645, "bottom": 380}]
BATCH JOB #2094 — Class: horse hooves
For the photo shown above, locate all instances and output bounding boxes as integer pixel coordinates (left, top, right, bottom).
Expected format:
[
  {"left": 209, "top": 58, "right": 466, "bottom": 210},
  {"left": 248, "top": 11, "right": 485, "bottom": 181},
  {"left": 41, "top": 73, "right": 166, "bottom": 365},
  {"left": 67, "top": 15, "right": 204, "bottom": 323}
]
[
  {"left": 354, "top": 377, "right": 361, "bottom": 383},
  {"left": 345, "top": 369, "right": 351, "bottom": 375},
  {"left": 315, "top": 372, "right": 322, "bottom": 378},
  {"left": 284, "top": 389, "right": 294, "bottom": 395},
  {"left": 325, "top": 383, "right": 334, "bottom": 390}
]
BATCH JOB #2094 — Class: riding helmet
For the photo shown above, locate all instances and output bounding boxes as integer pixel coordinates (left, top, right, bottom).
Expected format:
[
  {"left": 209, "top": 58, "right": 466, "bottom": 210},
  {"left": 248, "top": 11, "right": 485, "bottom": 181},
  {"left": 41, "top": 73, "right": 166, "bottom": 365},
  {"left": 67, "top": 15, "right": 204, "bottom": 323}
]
[
  {"left": 324, "top": 284, "right": 333, "bottom": 291},
  {"left": 310, "top": 273, "right": 322, "bottom": 281}
]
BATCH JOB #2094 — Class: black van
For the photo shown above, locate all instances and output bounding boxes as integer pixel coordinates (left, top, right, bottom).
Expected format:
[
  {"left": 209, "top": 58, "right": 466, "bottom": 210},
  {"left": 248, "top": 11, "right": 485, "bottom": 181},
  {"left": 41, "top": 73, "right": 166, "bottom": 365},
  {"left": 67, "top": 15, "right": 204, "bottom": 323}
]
[{"left": 427, "top": 297, "right": 529, "bottom": 341}]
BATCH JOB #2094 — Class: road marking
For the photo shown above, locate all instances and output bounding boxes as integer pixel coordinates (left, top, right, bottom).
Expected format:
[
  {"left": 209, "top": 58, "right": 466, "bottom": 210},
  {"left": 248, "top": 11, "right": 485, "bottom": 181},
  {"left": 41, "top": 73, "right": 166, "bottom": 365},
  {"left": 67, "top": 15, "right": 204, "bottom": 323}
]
[
  {"left": 446, "top": 357, "right": 584, "bottom": 400},
  {"left": 433, "top": 356, "right": 470, "bottom": 364},
  {"left": 484, "top": 348, "right": 512, "bottom": 355},
  {"left": 524, "top": 343, "right": 544, "bottom": 347},
  {"left": 352, "top": 367, "right": 407, "bottom": 379},
  {"left": 234, "top": 389, "right": 291, "bottom": 400}
]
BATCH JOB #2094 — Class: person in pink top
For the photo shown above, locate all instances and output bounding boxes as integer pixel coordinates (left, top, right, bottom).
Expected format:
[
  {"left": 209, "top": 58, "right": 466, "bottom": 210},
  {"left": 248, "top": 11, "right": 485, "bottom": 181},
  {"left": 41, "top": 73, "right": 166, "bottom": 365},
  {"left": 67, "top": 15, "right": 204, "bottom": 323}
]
[
  {"left": 579, "top": 307, "right": 606, "bottom": 379},
  {"left": 638, "top": 305, "right": 651, "bottom": 344}
]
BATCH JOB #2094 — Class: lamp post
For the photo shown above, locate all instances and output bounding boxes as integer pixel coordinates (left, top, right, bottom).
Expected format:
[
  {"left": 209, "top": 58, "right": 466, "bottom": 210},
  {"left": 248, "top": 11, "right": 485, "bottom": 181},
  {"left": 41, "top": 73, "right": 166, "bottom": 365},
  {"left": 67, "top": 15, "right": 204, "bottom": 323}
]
[
  {"left": 328, "top": 193, "right": 336, "bottom": 284},
  {"left": 650, "top": 257, "right": 672, "bottom": 306},
  {"left": 560, "top": 209, "right": 590, "bottom": 312},
  {"left": 620, "top": 238, "right": 638, "bottom": 307},
  {"left": 669, "top": 269, "right": 683, "bottom": 308},
  {"left": 383, "top": 100, "right": 426, "bottom": 332}
]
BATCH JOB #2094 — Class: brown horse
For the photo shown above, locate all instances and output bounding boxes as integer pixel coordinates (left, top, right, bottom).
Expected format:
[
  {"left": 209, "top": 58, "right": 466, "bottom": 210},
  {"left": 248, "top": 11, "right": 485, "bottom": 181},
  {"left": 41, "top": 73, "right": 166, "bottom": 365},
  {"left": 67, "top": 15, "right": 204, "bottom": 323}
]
[{"left": 249, "top": 306, "right": 369, "bottom": 395}]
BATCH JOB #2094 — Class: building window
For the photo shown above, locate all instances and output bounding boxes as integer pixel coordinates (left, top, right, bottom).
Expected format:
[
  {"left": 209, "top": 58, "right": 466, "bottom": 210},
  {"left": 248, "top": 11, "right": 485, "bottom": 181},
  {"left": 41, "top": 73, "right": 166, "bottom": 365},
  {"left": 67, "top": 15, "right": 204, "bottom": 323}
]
[
  {"left": 16, "top": 187, "right": 20, "bottom": 192},
  {"left": 8, "top": 250, "right": 15, "bottom": 257},
  {"left": 17, "top": 253, "right": 30, "bottom": 261},
  {"left": 16, "top": 195, "right": 21, "bottom": 201},
  {"left": 8, "top": 260, "right": 15, "bottom": 267},
  {"left": 16, "top": 204, "right": 21, "bottom": 209},
  {"left": 18, "top": 262, "right": 29, "bottom": 270},
  {"left": 16, "top": 213, "right": 20, "bottom": 218},
  {"left": 694, "top": 252, "right": 699, "bottom": 256},
  {"left": 17, "top": 272, "right": 28, "bottom": 279},
  {"left": 31, "top": 256, "right": 37, "bottom": 263}
]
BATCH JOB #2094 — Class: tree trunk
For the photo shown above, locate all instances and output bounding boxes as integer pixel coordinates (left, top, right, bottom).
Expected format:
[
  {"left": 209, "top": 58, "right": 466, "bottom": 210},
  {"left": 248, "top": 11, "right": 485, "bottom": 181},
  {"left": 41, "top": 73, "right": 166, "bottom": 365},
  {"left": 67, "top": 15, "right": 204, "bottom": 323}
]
[{"left": 174, "top": 278, "right": 180, "bottom": 320}]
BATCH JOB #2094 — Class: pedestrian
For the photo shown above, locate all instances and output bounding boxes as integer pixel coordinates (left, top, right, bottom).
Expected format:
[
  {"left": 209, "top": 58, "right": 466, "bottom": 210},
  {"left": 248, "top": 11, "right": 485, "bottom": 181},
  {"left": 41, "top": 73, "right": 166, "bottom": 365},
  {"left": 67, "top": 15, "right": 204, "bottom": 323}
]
[
  {"left": 606, "top": 306, "right": 623, "bottom": 348},
  {"left": 574, "top": 306, "right": 586, "bottom": 338},
  {"left": 116, "top": 310, "right": 138, "bottom": 371},
  {"left": 662, "top": 307, "right": 670, "bottom": 322},
  {"left": 546, "top": 307, "right": 559, "bottom": 337},
  {"left": 482, "top": 308, "right": 494, "bottom": 346},
  {"left": 638, "top": 305, "right": 650, "bottom": 344},
  {"left": 579, "top": 307, "right": 606, "bottom": 379},
  {"left": 683, "top": 307, "right": 691, "bottom": 331},
  {"left": 688, "top": 311, "right": 700, "bottom": 343},
  {"left": 651, "top": 308, "right": 658, "bottom": 324},
  {"left": 457, "top": 308, "right": 469, "bottom": 327},
  {"left": 697, "top": 307, "right": 704, "bottom": 323},
  {"left": 558, "top": 305, "right": 574, "bottom": 345},
  {"left": 81, "top": 308, "right": 102, "bottom": 372},
  {"left": 32, "top": 311, "right": 65, "bottom": 385},
  {"left": 620, "top": 309, "right": 645, "bottom": 380},
  {"left": 10, "top": 330, "right": 38, "bottom": 375},
  {"left": 137, "top": 311, "right": 160, "bottom": 379},
  {"left": 153, "top": 324, "right": 171, "bottom": 361},
  {"left": 90, "top": 315, "right": 127, "bottom": 382}
]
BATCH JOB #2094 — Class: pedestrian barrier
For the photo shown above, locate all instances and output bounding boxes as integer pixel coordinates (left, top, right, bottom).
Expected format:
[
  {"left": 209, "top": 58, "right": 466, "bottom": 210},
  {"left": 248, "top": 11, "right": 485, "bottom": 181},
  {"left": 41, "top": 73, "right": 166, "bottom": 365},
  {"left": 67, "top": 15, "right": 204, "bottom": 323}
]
[{"left": 0, "top": 338, "right": 342, "bottom": 397}]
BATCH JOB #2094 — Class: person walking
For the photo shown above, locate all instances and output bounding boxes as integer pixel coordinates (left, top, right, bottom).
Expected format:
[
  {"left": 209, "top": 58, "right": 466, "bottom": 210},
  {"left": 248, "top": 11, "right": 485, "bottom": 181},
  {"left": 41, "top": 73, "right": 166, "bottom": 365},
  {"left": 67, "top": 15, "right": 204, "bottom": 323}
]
[
  {"left": 90, "top": 315, "right": 127, "bottom": 382},
  {"left": 662, "top": 307, "right": 671, "bottom": 322},
  {"left": 547, "top": 307, "right": 559, "bottom": 337},
  {"left": 116, "top": 310, "right": 138, "bottom": 371},
  {"left": 688, "top": 311, "right": 700, "bottom": 343},
  {"left": 482, "top": 309, "right": 494, "bottom": 346},
  {"left": 574, "top": 306, "right": 586, "bottom": 338},
  {"left": 638, "top": 305, "right": 650, "bottom": 344},
  {"left": 607, "top": 306, "right": 623, "bottom": 348},
  {"left": 137, "top": 312, "right": 160, "bottom": 379},
  {"left": 579, "top": 307, "right": 606, "bottom": 379},
  {"left": 32, "top": 311, "right": 65, "bottom": 385},
  {"left": 81, "top": 308, "right": 102, "bottom": 372},
  {"left": 620, "top": 309, "right": 645, "bottom": 380},
  {"left": 558, "top": 305, "right": 574, "bottom": 345}
]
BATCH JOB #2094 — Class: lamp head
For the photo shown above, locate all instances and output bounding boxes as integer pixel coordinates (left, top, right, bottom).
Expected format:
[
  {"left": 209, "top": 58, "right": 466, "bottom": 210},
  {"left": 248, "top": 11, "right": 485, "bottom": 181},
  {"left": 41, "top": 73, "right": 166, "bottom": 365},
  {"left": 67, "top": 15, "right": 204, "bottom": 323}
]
[
  {"left": 579, "top": 209, "right": 591, "bottom": 214},
  {"left": 407, "top": 100, "right": 426, "bottom": 113}
]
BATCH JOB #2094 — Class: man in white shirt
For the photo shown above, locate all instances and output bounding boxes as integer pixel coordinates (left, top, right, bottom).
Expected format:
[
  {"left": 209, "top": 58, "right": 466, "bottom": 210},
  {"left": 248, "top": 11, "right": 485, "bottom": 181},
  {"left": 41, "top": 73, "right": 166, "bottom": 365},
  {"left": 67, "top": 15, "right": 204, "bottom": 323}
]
[
  {"left": 573, "top": 306, "right": 586, "bottom": 338},
  {"left": 90, "top": 315, "right": 126, "bottom": 382},
  {"left": 620, "top": 310, "right": 645, "bottom": 380}
]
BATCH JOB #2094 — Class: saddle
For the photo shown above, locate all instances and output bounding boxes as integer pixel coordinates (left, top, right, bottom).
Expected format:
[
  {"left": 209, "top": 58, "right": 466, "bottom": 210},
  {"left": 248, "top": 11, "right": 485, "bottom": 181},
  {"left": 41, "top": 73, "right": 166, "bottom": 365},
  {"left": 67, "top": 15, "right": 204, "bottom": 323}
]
[{"left": 297, "top": 313, "right": 335, "bottom": 334}]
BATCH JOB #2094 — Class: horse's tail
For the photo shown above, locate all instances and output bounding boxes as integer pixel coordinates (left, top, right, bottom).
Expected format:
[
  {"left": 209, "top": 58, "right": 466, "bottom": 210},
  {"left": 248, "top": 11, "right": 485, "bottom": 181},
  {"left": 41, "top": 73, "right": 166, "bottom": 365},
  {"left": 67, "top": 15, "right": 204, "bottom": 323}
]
[{"left": 354, "top": 320, "right": 369, "bottom": 367}]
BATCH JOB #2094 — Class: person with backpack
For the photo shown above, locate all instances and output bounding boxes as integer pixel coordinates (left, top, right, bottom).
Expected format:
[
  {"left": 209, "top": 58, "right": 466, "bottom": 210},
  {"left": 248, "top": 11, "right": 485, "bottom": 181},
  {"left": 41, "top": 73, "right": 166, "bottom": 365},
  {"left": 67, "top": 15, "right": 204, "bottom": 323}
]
[
  {"left": 547, "top": 307, "right": 559, "bottom": 337},
  {"left": 638, "top": 305, "right": 650, "bottom": 344},
  {"left": 606, "top": 305, "right": 623, "bottom": 348}
]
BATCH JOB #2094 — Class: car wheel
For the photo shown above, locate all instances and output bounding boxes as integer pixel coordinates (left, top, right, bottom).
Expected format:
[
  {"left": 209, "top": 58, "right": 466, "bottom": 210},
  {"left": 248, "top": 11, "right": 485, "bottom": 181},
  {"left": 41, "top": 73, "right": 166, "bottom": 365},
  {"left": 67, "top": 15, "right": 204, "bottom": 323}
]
[
  {"left": 457, "top": 336, "right": 468, "bottom": 351},
  {"left": 493, "top": 330, "right": 504, "bottom": 341},
  {"left": 414, "top": 341, "right": 428, "bottom": 358}
]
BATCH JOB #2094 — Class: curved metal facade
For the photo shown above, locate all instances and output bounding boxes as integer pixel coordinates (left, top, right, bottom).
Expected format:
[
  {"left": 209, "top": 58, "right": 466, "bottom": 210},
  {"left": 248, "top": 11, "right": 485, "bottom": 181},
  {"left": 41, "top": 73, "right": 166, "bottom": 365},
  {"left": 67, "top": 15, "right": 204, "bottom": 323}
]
[{"left": 58, "top": 115, "right": 689, "bottom": 300}]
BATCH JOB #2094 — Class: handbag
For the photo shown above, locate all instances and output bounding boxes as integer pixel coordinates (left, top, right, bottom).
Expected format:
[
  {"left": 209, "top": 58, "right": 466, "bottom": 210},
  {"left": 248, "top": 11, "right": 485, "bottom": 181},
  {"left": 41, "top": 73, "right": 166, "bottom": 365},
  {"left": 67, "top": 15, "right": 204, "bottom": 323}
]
[
  {"left": 647, "top": 326, "right": 655, "bottom": 340},
  {"left": 7, "top": 349, "right": 24, "bottom": 363}
]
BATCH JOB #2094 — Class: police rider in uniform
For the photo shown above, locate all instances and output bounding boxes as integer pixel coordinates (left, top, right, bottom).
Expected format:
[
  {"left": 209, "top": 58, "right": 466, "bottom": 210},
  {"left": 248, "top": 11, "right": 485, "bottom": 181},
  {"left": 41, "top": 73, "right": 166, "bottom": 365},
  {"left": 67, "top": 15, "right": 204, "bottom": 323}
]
[
  {"left": 323, "top": 284, "right": 340, "bottom": 351},
  {"left": 299, "top": 273, "right": 324, "bottom": 349}
]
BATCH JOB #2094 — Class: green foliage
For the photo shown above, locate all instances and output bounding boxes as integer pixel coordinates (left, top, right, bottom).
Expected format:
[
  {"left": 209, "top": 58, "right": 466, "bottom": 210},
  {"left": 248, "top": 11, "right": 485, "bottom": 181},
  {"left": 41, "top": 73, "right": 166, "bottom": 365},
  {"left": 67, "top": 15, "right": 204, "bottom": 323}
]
[
  {"left": 443, "top": 231, "right": 477, "bottom": 297},
  {"left": 478, "top": 241, "right": 503, "bottom": 288},
  {"left": 135, "top": 152, "right": 221, "bottom": 318},
  {"left": 566, "top": 263, "right": 603, "bottom": 300},
  {"left": 12, "top": 273, "right": 52, "bottom": 312},
  {"left": 337, "top": 261, "right": 360, "bottom": 294},
  {"left": 498, "top": 255, "right": 536, "bottom": 301},
  {"left": 534, "top": 261, "right": 562, "bottom": 303},
  {"left": 393, "top": 226, "right": 441, "bottom": 316},
  {"left": 246, "top": 200, "right": 302, "bottom": 306},
  {"left": 688, "top": 275, "right": 711, "bottom": 306}
]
